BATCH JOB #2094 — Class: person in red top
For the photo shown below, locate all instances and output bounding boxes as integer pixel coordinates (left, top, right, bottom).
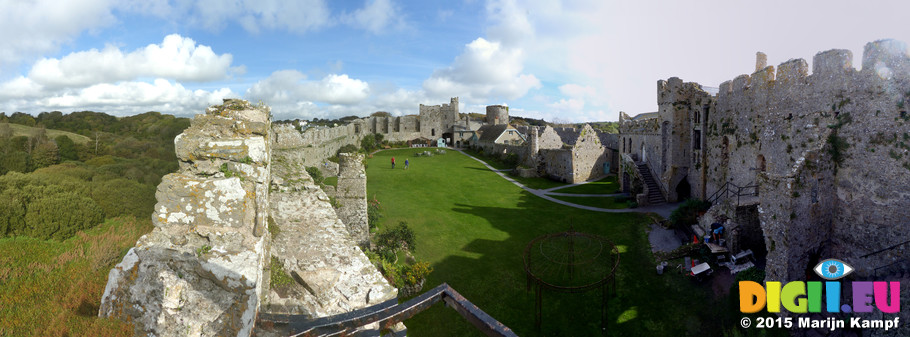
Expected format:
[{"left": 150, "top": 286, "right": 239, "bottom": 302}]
[{"left": 391, "top": 156, "right": 395, "bottom": 169}]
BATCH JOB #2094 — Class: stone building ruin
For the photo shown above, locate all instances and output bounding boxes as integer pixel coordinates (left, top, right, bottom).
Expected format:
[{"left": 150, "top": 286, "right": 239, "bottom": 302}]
[{"left": 619, "top": 40, "right": 910, "bottom": 332}]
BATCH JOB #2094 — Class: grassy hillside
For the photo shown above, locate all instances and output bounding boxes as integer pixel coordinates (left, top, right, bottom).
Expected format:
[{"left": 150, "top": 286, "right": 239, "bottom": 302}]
[
  {"left": 0, "top": 217, "right": 150, "bottom": 336},
  {"left": 2, "top": 123, "right": 91, "bottom": 144}
]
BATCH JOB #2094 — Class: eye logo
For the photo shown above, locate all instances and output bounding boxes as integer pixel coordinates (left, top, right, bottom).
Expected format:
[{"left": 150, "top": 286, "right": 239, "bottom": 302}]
[{"left": 813, "top": 259, "right": 854, "bottom": 280}]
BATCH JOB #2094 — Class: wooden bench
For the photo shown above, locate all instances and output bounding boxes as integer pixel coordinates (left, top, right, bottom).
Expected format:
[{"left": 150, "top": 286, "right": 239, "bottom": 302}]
[{"left": 732, "top": 249, "right": 754, "bottom": 264}]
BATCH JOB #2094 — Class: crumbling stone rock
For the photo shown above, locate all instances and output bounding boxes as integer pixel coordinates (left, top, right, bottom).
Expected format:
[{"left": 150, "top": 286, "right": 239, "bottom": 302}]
[
  {"left": 265, "top": 150, "right": 396, "bottom": 318},
  {"left": 100, "top": 99, "right": 271, "bottom": 336}
]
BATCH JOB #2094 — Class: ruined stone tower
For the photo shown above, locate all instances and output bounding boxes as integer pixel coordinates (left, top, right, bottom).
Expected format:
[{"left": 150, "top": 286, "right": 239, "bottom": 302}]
[
  {"left": 336, "top": 153, "right": 369, "bottom": 246},
  {"left": 486, "top": 105, "right": 509, "bottom": 125}
]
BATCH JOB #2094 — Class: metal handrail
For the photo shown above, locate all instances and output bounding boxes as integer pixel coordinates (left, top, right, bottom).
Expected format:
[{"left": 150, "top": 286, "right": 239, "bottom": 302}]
[
  {"left": 257, "top": 283, "right": 517, "bottom": 337},
  {"left": 873, "top": 258, "right": 909, "bottom": 279},
  {"left": 707, "top": 181, "right": 759, "bottom": 206},
  {"left": 860, "top": 239, "right": 910, "bottom": 259}
]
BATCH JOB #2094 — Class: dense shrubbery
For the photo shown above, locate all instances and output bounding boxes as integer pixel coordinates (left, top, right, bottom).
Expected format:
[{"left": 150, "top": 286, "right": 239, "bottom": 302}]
[
  {"left": 0, "top": 110, "right": 189, "bottom": 241},
  {"left": 364, "top": 221, "right": 432, "bottom": 291},
  {"left": 374, "top": 222, "right": 416, "bottom": 261},
  {"left": 0, "top": 163, "right": 158, "bottom": 240},
  {"left": 668, "top": 198, "right": 711, "bottom": 229},
  {"left": 360, "top": 133, "right": 384, "bottom": 153},
  {"left": 367, "top": 195, "right": 382, "bottom": 230},
  {"left": 305, "top": 166, "right": 324, "bottom": 184}
]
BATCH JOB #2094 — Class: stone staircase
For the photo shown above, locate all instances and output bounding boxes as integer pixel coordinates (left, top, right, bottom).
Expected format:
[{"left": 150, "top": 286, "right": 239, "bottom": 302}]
[{"left": 636, "top": 163, "right": 665, "bottom": 204}]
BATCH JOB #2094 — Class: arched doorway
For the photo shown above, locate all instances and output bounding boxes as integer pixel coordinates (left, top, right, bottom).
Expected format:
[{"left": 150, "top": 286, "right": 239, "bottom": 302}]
[
  {"left": 641, "top": 143, "right": 647, "bottom": 163},
  {"left": 675, "top": 178, "right": 691, "bottom": 201}
]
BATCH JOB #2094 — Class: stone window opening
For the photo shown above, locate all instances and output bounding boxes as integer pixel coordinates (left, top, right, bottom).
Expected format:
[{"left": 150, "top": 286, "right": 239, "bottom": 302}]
[
  {"left": 432, "top": 128, "right": 435, "bottom": 137},
  {"left": 694, "top": 110, "right": 700, "bottom": 124},
  {"left": 756, "top": 154, "right": 766, "bottom": 172},
  {"left": 703, "top": 104, "right": 710, "bottom": 124},
  {"left": 811, "top": 178, "right": 819, "bottom": 204},
  {"left": 693, "top": 130, "right": 701, "bottom": 150}
]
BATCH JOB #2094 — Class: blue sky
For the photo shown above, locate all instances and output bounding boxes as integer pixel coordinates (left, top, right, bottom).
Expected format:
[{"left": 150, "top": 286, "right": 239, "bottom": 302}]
[{"left": 2, "top": 1, "right": 910, "bottom": 122}]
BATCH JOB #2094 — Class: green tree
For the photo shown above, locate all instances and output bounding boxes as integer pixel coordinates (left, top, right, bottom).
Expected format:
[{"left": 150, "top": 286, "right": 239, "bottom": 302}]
[
  {"left": 30, "top": 141, "right": 59, "bottom": 170},
  {"left": 305, "top": 166, "right": 324, "bottom": 184},
  {"left": 25, "top": 191, "right": 103, "bottom": 240},
  {"left": 9, "top": 112, "right": 36, "bottom": 126},
  {"left": 91, "top": 178, "right": 156, "bottom": 219},
  {"left": 2, "top": 150, "right": 29, "bottom": 173},
  {"left": 55, "top": 135, "right": 78, "bottom": 161}
]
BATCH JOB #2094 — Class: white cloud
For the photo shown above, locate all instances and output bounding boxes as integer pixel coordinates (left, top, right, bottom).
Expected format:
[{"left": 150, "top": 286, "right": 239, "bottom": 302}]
[
  {"left": 423, "top": 38, "right": 541, "bottom": 102},
  {"left": 559, "top": 83, "right": 597, "bottom": 99},
  {"left": 39, "top": 79, "right": 234, "bottom": 108},
  {"left": 0, "top": 78, "right": 236, "bottom": 116},
  {"left": 246, "top": 70, "right": 371, "bottom": 107},
  {"left": 0, "top": 0, "right": 118, "bottom": 70},
  {"left": 341, "top": 0, "right": 404, "bottom": 34},
  {"left": 244, "top": 69, "right": 438, "bottom": 120},
  {"left": 27, "top": 34, "right": 234, "bottom": 89}
]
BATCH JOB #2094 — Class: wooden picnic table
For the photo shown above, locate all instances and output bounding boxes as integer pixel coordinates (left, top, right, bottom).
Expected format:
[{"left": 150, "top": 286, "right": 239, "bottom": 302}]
[
  {"left": 705, "top": 242, "right": 728, "bottom": 254},
  {"left": 692, "top": 262, "right": 711, "bottom": 276}
]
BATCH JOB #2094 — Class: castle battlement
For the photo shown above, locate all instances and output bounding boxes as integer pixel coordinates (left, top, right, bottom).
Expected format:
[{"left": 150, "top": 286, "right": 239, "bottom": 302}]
[{"left": 720, "top": 39, "right": 910, "bottom": 100}]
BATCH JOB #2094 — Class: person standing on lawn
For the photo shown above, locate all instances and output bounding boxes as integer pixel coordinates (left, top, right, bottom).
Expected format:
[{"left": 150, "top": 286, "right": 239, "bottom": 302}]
[
  {"left": 391, "top": 156, "right": 395, "bottom": 169},
  {"left": 405, "top": 159, "right": 409, "bottom": 170}
]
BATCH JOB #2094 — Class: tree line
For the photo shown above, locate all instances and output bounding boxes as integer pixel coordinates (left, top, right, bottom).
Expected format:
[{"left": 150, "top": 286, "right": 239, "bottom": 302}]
[{"left": 0, "top": 110, "right": 190, "bottom": 240}]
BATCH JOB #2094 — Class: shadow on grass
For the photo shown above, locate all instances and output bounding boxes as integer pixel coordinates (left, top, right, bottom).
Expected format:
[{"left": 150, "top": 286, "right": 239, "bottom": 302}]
[
  {"left": 366, "top": 148, "right": 763, "bottom": 336},
  {"left": 404, "top": 192, "right": 745, "bottom": 337}
]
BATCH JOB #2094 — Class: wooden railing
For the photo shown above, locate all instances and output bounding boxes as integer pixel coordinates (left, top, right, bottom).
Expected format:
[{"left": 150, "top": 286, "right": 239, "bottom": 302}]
[{"left": 257, "top": 283, "right": 517, "bottom": 337}]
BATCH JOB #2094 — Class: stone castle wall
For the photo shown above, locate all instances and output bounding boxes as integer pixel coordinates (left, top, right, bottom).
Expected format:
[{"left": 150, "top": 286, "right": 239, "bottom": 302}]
[
  {"left": 336, "top": 153, "right": 369, "bottom": 246},
  {"left": 571, "top": 125, "right": 610, "bottom": 183},
  {"left": 265, "top": 148, "right": 395, "bottom": 320},
  {"left": 706, "top": 40, "right": 910, "bottom": 282},
  {"left": 420, "top": 97, "right": 458, "bottom": 138},
  {"left": 100, "top": 99, "right": 272, "bottom": 336}
]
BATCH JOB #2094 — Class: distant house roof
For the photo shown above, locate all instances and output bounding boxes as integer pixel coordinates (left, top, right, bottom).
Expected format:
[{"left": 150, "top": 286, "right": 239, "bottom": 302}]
[
  {"left": 554, "top": 127, "right": 580, "bottom": 145},
  {"left": 477, "top": 124, "right": 510, "bottom": 143},
  {"left": 630, "top": 112, "right": 658, "bottom": 121},
  {"left": 514, "top": 125, "right": 530, "bottom": 135},
  {"left": 597, "top": 130, "right": 618, "bottom": 149}
]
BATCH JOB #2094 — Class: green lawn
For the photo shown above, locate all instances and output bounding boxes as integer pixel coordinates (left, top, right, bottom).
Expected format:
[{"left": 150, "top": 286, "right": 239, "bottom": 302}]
[
  {"left": 507, "top": 173, "right": 570, "bottom": 190},
  {"left": 366, "top": 148, "right": 740, "bottom": 336},
  {"left": 553, "top": 175, "right": 621, "bottom": 194},
  {"left": 550, "top": 195, "right": 630, "bottom": 209}
]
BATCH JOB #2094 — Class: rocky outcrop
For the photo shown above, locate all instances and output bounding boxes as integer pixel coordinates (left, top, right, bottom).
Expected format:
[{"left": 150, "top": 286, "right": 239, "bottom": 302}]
[
  {"left": 99, "top": 99, "right": 272, "bottom": 336},
  {"left": 265, "top": 149, "right": 396, "bottom": 317}
]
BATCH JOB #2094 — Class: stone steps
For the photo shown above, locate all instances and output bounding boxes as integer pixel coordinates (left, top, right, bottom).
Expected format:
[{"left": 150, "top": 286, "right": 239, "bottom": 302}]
[{"left": 636, "top": 163, "right": 665, "bottom": 204}]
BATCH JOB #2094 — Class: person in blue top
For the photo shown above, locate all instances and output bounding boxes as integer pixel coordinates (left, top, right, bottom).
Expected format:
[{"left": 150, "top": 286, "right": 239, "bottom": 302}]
[{"left": 405, "top": 159, "right": 409, "bottom": 170}]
